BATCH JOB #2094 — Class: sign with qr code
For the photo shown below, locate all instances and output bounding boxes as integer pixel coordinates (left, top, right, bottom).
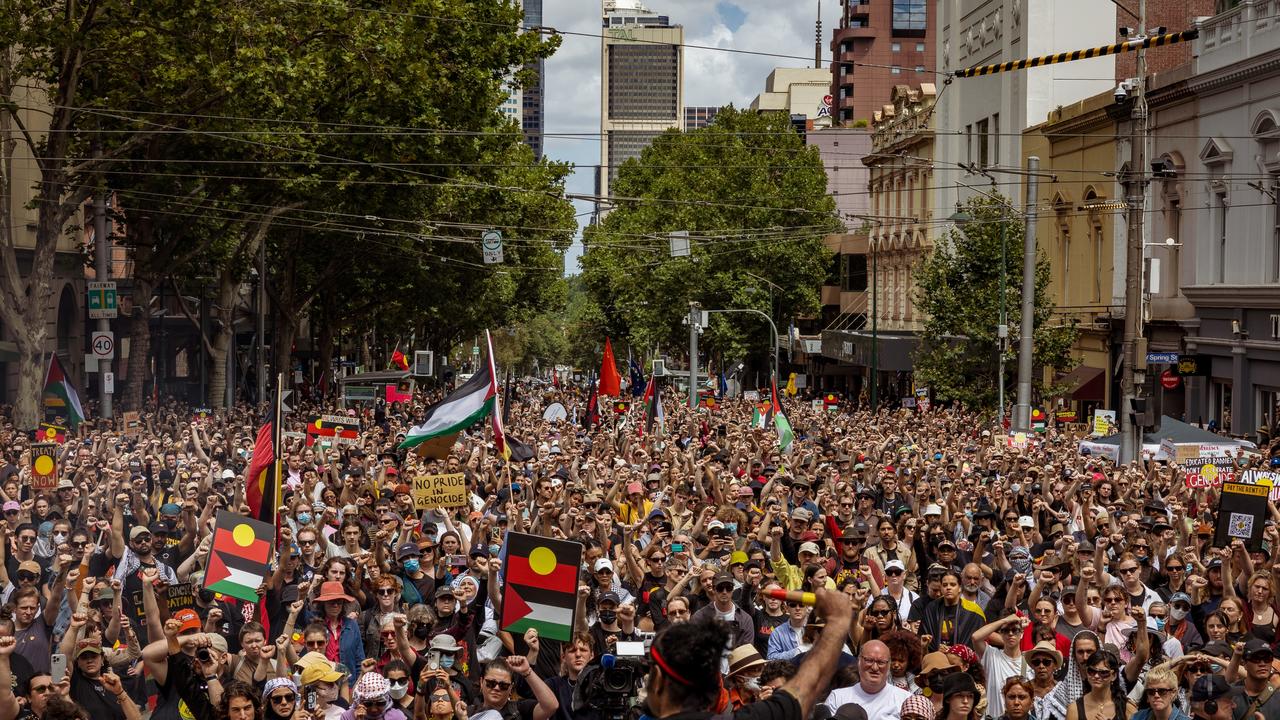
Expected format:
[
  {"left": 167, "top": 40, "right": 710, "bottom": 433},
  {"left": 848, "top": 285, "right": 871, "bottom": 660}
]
[
  {"left": 1214, "top": 472, "right": 1272, "bottom": 551},
  {"left": 1229, "top": 512, "right": 1254, "bottom": 539}
]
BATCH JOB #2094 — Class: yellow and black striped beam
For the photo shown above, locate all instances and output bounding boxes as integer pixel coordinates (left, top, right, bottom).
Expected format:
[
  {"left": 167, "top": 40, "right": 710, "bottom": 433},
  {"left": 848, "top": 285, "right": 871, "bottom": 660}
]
[{"left": 952, "top": 29, "right": 1199, "bottom": 79}]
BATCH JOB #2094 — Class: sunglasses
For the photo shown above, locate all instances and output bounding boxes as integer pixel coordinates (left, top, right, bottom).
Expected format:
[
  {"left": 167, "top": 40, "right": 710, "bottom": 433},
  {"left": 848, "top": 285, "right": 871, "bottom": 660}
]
[
  {"left": 377, "top": 588, "right": 398, "bottom": 596},
  {"left": 1030, "top": 657, "right": 1056, "bottom": 668},
  {"left": 1185, "top": 664, "right": 1210, "bottom": 674},
  {"left": 387, "top": 679, "right": 409, "bottom": 687},
  {"left": 305, "top": 640, "right": 326, "bottom": 648},
  {"left": 1117, "top": 566, "right": 1139, "bottom": 575},
  {"left": 1247, "top": 652, "right": 1276, "bottom": 664},
  {"left": 362, "top": 699, "right": 388, "bottom": 709},
  {"left": 484, "top": 679, "right": 512, "bottom": 691},
  {"left": 1086, "top": 667, "right": 1114, "bottom": 677},
  {"left": 785, "top": 601, "right": 804, "bottom": 609},
  {"left": 648, "top": 556, "right": 666, "bottom": 563},
  {"left": 885, "top": 568, "right": 904, "bottom": 576},
  {"left": 868, "top": 609, "right": 893, "bottom": 617},
  {"left": 381, "top": 631, "right": 397, "bottom": 638},
  {"left": 1166, "top": 564, "right": 1185, "bottom": 571},
  {"left": 715, "top": 583, "right": 734, "bottom": 592},
  {"left": 16, "top": 573, "right": 38, "bottom": 582},
  {"left": 1145, "top": 687, "right": 1175, "bottom": 697},
  {"left": 29, "top": 684, "right": 53, "bottom": 694},
  {"left": 270, "top": 694, "right": 297, "bottom": 705}
]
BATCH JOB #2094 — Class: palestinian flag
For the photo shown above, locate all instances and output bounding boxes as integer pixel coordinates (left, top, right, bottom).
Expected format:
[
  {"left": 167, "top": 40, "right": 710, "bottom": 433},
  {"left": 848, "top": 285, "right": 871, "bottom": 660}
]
[
  {"left": 42, "top": 355, "right": 84, "bottom": 426},
  {"left": 400, "top": 336, "right": 498, "bottom": 453},
  {"left": 500, "top": 532, "right": 582, "bottom": 641},
  {"left": 770, "top": 374, "right": 794, "bottom": 452},
  {"left": 486, "top": 330, "right": 510, "bottom": 461},
  {"left": 751, "top": 402, "right": 770, "bottom": 429},
  {"left": 205, "top": 511, "right": 274, "bottom": 602}
]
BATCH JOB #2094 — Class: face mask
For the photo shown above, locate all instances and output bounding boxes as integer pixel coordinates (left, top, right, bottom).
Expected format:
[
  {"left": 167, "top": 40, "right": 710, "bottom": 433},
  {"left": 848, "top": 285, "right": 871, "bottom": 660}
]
[
  {"left": 1170, "top": 607, "right": 1188, "bottom": 622},
  {"left": 726, "top": 523, "right": 738, "bottom": 534},
  {"left": 440, "top": 655, "right": 455, "bottom": 669},
  {"left": 1154, "top": 617, "right": 1166, "bottom": 631},
  {"left": 402, "top": 559, "right": 420, "bottom": 573},
  {"left": 316, "top": 684, "right": 340, "bottom": 704},
  {"left": 413, "top": 624, "right": 432, "bottom": 640},
  {"left": 388, "top": 684, "right": 408, "bottom": 700},
  {"left": 52, "top": 533, "right": 67, "bottom": 545},
  {"left": 489, "top": 544, "right": 501, "bottom": 556},
  {"left": 297, "top": 513, "right": 312, "bottom": 525},
  {"left": 598, "top": 610, "right": 617, "bottom": 625}
]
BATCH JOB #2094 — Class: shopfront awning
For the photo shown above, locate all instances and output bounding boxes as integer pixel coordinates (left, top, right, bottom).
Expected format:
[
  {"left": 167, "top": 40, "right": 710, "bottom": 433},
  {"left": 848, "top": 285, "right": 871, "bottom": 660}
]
[{"left": 1056, "top": 365, "right": 1105, "bottom": 401}]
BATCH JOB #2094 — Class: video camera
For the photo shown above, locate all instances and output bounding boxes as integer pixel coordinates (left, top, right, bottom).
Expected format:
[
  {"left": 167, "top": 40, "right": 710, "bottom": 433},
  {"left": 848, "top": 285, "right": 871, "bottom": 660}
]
[{"left": 572, "top": 648, "right": 649, "bottom": 720}]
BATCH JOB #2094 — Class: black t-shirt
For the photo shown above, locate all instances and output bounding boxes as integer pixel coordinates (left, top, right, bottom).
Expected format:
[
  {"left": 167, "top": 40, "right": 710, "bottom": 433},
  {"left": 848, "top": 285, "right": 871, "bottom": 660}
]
[{"left": 657, "top": 689, "right": 801, "bottom": 720}]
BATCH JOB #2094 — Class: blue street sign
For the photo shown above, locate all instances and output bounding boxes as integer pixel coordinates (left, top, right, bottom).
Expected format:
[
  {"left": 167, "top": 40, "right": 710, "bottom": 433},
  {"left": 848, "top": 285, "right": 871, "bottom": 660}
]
[{"left": 1146, "top": 352, "right": 1179, "bottom": 364}]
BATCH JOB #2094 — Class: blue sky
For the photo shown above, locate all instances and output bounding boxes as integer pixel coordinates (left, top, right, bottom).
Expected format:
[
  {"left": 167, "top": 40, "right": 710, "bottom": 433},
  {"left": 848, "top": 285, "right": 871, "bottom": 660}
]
[{"left": 539, "top": 0, "right": 833, "bottom": 273}]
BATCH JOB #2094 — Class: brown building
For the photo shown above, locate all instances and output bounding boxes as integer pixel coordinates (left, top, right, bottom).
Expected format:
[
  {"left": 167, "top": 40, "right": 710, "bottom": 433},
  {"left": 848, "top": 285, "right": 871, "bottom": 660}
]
[
  {"left": 830, "top": 0, "right": 935, "bottom": 126},
  {"left": 1113, "top": 0, "right": 1216, "bottom": 82}
]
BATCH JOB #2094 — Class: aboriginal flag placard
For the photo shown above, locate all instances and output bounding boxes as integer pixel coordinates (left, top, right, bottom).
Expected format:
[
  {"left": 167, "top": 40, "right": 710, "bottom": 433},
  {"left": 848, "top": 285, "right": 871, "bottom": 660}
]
[
  {"left": 31, "top": 444, "right": 57, "bottom": 491},
  {"left": 204, "top": 511, "right": 274, "bottom": 602},
  {"left": 500, "top": 532, "right": 582, "bottom": 642}
]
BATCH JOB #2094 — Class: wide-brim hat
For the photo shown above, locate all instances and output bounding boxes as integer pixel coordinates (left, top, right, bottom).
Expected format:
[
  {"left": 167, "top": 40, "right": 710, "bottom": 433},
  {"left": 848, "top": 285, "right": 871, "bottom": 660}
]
[
  {"left": 727, "top": 645, "right": 766, "bottom": 676},
  {"left": 315, "top": 580, "right": 355, "bottom": 603},
  {"left": 1024, "top": 640, "right": 1063, "bottom": 667}
]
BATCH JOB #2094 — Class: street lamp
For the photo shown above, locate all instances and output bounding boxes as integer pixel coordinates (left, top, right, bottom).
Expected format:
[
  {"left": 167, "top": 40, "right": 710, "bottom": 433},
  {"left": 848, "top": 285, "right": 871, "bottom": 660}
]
[{"left": 949, "top": 207, "right": 1010, "bottom": 426}]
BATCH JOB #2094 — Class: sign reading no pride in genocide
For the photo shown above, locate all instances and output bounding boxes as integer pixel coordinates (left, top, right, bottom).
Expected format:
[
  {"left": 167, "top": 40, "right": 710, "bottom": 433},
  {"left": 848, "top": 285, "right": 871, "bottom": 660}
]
[{"left": 412, "top": 473, "right": 467, "bottom": 510}]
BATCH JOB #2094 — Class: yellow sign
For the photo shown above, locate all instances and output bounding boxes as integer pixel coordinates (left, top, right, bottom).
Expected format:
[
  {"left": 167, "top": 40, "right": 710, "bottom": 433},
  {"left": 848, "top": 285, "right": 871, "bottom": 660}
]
[{"left": 412, "top": 473, "right": 467, "bottom": 510}]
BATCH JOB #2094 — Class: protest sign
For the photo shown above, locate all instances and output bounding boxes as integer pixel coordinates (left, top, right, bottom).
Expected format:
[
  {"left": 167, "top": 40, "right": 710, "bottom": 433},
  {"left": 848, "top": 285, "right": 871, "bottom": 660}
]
[
  {"left": 412, "top": 473, "right": 467, "bottom": 510},
  {"left": 130, "top": 582, "right": 196, "bottom": 619},
  {"left": 122, "top": 411, "right": 141, "bottom": 437},
  {"left": 31, "top": 444, "right": 57, "bottom": 491},
  {"left": 1183, "top": 456, "right": 1237, "bottom": 489},
  {"left": 1215, "top": 471, "right": 1273, "bottom": 551},
  {"left": 1092, "top": 410, "right": 1117, "bottom": 436}
]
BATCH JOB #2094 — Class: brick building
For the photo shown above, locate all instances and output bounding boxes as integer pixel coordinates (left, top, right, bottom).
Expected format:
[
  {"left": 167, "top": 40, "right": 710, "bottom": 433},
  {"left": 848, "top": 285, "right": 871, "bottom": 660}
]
[{"left": 829, "top": 0, "right": 935, "bottom": 126}]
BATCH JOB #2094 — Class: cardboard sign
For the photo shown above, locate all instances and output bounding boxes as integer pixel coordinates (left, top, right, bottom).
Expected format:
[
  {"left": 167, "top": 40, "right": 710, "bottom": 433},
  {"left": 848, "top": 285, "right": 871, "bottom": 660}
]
[
  {"left": 129, "top": 582, "right": 196, "bottom": 619},
  {"left": 307, "top": 414, "right": 360, "bottom": 446},
  {"left": 122, "top": 411, "right": 142, "bottom": 437},
  {"left": 743, "top": 391, "right": 759, "bottom": 402},
  {"left": 1244, "top": 470, "right": 1280, "bottom": 502},
  {"left": 30, "top": 444, "right": 58, "bottom": 491},
  {"left": 412, "top": 473, "right": 467, "bottom": 509},
  {"left": 1092, "top": 410, "right": 1117, "bottom": 436},
  {"left": 1215, "top": 471, "right": 1273, "bottom": 551},
  {"left": 1055, "top": 409, "right": 1079, "bottom": 423},
  {"left": 1183, "top": 456, "right": 1237, "bottom": 489}
]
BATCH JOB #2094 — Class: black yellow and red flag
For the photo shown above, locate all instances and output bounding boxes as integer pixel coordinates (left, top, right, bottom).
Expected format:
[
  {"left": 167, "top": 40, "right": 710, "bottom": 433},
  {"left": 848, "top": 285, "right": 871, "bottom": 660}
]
[
  {"left": 36, "top": 423, "right": 66, "bottom": 444},
  {"left": 500, "top": 532, "right": 582, "bottom": 642},
  {"left": 204, "top": 510, "right": 275, "bottom": 602}
]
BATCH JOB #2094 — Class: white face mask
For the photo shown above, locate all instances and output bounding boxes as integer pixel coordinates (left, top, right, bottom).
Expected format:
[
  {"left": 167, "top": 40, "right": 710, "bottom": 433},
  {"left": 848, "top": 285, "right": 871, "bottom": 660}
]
[
  {"left": 1169, "top": 606, "right": 1188, "bottom": 622},
  {"left": 316, "top": 684, "right": 340, "bottom": 704},
  {"left": 388, "top": 685, "right": 408, "bottom": 700},
  {"left": 52, "top": 533, "right": 67, "bottom": 545}
]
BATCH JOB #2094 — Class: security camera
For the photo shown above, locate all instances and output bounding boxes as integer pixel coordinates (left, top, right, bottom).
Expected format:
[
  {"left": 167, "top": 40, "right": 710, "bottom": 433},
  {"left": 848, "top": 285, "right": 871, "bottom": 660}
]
[{"left": 1115, "top": 83, "right": 1129, "bottom": 102}]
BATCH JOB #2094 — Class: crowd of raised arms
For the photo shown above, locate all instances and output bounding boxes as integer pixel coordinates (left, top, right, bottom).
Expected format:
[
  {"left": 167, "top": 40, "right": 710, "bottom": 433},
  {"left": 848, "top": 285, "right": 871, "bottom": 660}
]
[{"left": 0, "top": 380, "right": 1276, "bottom": 720}]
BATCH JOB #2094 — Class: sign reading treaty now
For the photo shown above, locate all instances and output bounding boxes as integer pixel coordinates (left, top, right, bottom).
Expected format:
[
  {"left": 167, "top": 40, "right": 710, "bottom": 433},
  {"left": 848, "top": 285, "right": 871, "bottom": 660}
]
[{"left": 412, "top": 473, "right": 467, "bottom": 510}]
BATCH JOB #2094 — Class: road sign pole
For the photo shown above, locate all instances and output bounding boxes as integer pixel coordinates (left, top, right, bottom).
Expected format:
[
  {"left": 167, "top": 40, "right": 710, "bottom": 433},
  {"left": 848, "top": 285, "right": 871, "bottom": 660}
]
[{"left": 93, "top": 188, "right": 113, "bottom": 418}]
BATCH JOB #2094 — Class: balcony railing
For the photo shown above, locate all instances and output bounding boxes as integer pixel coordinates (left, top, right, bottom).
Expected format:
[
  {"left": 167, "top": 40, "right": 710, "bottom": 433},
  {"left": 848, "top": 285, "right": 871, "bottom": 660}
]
[{"left": 1196, "top": 0, "right": 1280, "bottom": 73}]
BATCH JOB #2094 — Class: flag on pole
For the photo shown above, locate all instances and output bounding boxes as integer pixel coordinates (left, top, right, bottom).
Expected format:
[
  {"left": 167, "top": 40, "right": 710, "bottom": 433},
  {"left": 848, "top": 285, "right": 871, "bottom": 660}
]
[
  {"left": 390, "top": 345, "right": 409, "bottom": 371},
  {"left": 583, "top": 372, "right": 600, "bottom": 429},
  {"left": 717, "top": 370, "right": 728, "bottom": 399},
  {"left": 644, "top": 379, "right": 664, "bottom": 435},
  {"left": 399, "top": 337, "right": 499, "bottom": 452},
  {"left": 598, "top": 339, "right": 621, "bottom": 397},
  {"left": 486, "top": 330, "right": 509, "bottom": 460},
  {"left": 43, "top": 355, "right": 84, "bottom": 426},
  {"left": 500, "top": 532, "right": 583, "bottom": 641},
  {"left": 628, "top": 359, "right": 646, "bottom": 397},
  {"left": 245, "top": 422, "right": 276, "bottom": 523},
  {"left": 770, "top": 374, "right": 794, "bottom": 452}
]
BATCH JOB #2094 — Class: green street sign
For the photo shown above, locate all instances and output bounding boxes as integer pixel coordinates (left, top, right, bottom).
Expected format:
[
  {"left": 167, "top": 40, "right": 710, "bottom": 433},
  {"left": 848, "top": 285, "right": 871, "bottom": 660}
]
[{"left": 88, "top": 281, "right": 117, "bottom": 319}]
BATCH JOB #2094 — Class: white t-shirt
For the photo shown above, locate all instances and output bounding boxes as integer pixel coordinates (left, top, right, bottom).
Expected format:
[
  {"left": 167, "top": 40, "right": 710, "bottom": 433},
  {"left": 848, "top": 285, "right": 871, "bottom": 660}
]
[
  {"left": 823, "top": 682, "right": 912, "bottom": 719},
  {"left": 982, "top": 646, "right": 1032, "bottom": 719}
]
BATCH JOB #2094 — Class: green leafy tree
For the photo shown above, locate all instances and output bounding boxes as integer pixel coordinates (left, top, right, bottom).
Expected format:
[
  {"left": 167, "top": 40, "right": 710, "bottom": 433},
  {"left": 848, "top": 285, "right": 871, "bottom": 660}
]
[
  {"left": 913, "top": 196, "right": 1077, "bottom": 413},
  {"left": 580, "top": 108, "right": 841, "bottom": 368}
]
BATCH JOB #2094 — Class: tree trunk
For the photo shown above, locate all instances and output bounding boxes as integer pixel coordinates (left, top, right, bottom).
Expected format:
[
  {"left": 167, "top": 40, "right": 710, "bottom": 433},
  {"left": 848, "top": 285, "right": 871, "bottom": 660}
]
[
  {"left": 273, "top": 308, "right": 299, "bottom": 389},
  {"left": 316, "top": 302, "right": 336, "bottom": 400},
  {"left": 206, "top": 275, "right": 237, "bottom": 409},
  {"left": 121, "top": 275, "right": 154, "bottom": 412},
  {"left": 361, "top": 333, "right": 374, "bottom": 371}
]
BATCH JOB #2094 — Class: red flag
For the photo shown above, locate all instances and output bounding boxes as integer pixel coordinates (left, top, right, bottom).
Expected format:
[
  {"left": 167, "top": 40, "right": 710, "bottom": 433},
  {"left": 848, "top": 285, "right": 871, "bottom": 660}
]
[
  {"left": 244, "top": 423, "right": 276, "bottom": 523},
  {"left": 598, "top": 339, "right": 621, "bottom": 397},
  {"left": 391, "top": 348, "right": 409, "bottom": 371}
]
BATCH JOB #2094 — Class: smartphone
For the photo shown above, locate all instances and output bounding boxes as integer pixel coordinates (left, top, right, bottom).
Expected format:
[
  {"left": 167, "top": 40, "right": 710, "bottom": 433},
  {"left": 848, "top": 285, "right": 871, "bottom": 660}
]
[
  {"left": 304, "top": 689, "right": 318, "bottom": 712},
  {"left": 50, "top": 653, "right": 66, "bottom": 681},
  {"left": 671, "top": 543, "right": 685, "bottom": 553},
  {"left": 448, "top": 554, "right": 467, "bottom": 567}
]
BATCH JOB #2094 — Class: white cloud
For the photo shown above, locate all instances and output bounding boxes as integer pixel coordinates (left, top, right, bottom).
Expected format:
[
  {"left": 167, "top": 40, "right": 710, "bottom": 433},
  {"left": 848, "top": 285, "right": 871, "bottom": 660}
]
[{"left": 540, "top": 0, "right": 835, "bottom": 271}]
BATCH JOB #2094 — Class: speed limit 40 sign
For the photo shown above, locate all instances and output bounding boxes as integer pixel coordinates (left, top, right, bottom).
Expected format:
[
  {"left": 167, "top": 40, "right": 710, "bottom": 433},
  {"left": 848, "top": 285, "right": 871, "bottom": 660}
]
[{"left": 91, "top": 331, "right": 115, "bottom": 359}]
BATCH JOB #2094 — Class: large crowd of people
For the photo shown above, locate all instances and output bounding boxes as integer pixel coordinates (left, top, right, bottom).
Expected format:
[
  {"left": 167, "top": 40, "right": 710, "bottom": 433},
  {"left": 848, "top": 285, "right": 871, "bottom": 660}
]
[{"left": 0, "top": 378, "right": 1276, "bottom": 720}]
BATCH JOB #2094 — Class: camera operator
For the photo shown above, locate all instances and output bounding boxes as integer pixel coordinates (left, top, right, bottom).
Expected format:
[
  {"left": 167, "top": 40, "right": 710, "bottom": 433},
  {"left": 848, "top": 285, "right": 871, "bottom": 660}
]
[
  {"left": 642, "top": 588, "right": 851, "bottom": 720},
  {"left": 542, "top": 633, "right": 595, "bottom": 720}
]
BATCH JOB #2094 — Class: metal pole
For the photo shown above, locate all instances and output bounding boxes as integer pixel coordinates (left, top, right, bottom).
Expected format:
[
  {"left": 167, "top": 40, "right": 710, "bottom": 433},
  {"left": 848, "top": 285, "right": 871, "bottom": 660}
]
[
  {"left": 93, "top": 187, "right": 113, "bottom": 418},
  {"left": 870, "top": 240, "right": 878, "bottom": 409},
  {"left": 998, "top": 219, "right": 1007, "bottom": 426},
  {"left": 256, "top": 243, "right": 267, "bottom": 404},
  {"left": 688, "top": 303, "right": 699, "bottom": 408},
  {"left": 1012, "top": 156, "right": 1040, "bottom": 432},
  {"left": 199, "top": 280, "right": 208, "bottom": 405},
  {"left": 1120, "top": 0, "right": 1148, "bottom": 464}
]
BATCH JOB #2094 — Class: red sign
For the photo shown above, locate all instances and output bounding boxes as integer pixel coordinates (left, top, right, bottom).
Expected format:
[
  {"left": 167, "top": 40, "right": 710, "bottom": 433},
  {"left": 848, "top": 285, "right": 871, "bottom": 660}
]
[{"left": 1160, "top": 369, "right": 1181, "bottom": 390}]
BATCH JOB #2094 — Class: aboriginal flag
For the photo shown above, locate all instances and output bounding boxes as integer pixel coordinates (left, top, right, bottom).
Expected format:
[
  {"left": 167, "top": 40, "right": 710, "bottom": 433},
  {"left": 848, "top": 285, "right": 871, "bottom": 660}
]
[
  {"left": 205, "top": 511, "right": 274, "bottom": 602},
  {"left": 245, "top": 422, "right": 276, "bottom": 523},
  {"left": 500, "top": 532, "right": 582, "bottom": 642}
]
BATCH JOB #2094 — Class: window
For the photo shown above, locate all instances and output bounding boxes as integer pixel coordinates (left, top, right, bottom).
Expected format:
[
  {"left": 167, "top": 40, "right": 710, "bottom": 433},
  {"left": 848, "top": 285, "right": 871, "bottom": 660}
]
[
  {"left": 842, "top": 254, "right": 868, "bottom": 292},
  {"left": 1215, "top": 192, "right": 1228, "bottom": 283},
  {"left": 891, "top": 65, "right": 902, "bottom": 74},
  {"left": 991, "top": 113, "right": 1000, "bottom": 165},
  {"left": 975, "top": 118, "right": 989, "bottom": 168},
  {"left": 1058, "top": 222, "right": 1071, "bottom": 305},
  {"left": 892, "top": 0, "right": 927, "bottom": 33},
  {"left": 1260, "top": 388, "right": 1280, "bottom": 438},
  {"left": 1273, "top": 179, "right": 1280, "bottom": 282},
  {"left": 1272, "top": 315, "right": 1280, "bottom": 339},
  {"left": 840, "top": 63, "right": 849, "bottom": 76},
  {"left": 916, "top": 43, "right": 926, "bottom": 52},
  {"left": 891, "top": 42, "right": 901, "bottom": 52},
  {"left": 1165, "top": 195, "right": 1181, "bottom": 296},
  {"left": 965, "top": 124, "right": 973, "bottom": 165}
]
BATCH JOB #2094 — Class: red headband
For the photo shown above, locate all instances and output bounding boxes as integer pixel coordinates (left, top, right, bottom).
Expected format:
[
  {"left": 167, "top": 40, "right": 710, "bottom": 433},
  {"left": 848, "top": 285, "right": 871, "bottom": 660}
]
[{"left": 650, "top": 646, "right": 694, "bottom": 687}]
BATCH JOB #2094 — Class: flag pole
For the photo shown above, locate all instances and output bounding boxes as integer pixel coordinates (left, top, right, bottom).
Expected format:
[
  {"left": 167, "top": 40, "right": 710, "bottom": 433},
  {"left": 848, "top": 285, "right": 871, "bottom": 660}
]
[{"left": 271, "top": 372, "right": 284, "bottom": 529}]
